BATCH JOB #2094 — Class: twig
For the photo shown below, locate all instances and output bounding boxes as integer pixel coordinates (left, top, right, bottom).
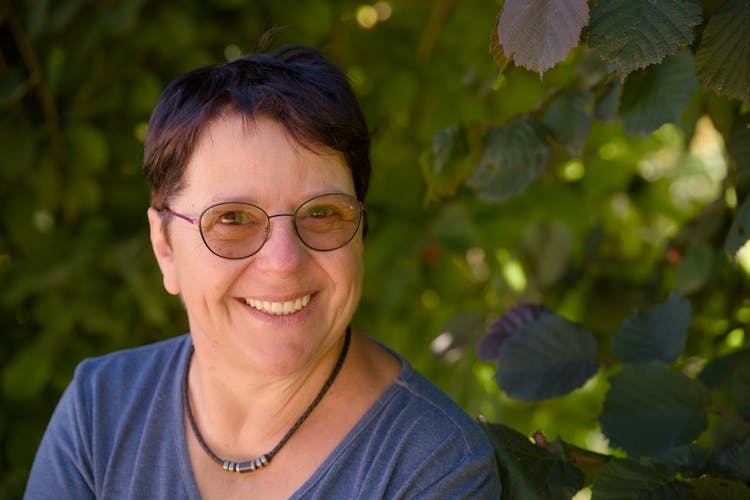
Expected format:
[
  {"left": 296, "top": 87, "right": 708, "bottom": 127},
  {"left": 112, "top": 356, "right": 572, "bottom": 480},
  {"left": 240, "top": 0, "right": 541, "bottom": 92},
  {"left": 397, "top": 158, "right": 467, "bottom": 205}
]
[{"left": 6, "top": 4, "right": 63, "bottom": 161}]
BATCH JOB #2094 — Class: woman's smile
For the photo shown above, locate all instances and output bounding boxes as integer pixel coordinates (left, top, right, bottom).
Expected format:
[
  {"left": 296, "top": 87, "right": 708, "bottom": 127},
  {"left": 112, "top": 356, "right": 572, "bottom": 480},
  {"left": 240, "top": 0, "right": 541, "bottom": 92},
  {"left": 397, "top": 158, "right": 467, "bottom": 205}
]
[{"left": 243, "top": 293, "right": 312, "bottom": 316}]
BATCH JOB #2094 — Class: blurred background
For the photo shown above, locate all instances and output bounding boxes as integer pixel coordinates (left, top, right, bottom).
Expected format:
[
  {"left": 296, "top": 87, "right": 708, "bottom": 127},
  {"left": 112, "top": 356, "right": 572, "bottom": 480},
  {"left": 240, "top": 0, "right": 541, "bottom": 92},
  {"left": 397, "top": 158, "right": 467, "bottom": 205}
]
[{"left": 2, "top": 0, "right": 747, "bottom": 497}]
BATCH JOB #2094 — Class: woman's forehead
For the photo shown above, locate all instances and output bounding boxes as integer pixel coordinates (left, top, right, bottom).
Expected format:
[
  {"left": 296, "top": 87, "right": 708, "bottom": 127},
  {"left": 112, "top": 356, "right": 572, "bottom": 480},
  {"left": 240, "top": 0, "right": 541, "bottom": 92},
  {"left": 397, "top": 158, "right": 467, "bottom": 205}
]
[{"left": 177, "top": 115, "right": 355, "bottom": 206}]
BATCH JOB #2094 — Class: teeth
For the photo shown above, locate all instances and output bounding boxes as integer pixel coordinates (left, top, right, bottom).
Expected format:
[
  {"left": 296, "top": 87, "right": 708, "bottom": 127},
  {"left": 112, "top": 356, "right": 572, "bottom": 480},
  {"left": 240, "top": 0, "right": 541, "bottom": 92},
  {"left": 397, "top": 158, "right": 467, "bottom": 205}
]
[{"left": 244, "top": 295, "right": 311, "bottom": 316}]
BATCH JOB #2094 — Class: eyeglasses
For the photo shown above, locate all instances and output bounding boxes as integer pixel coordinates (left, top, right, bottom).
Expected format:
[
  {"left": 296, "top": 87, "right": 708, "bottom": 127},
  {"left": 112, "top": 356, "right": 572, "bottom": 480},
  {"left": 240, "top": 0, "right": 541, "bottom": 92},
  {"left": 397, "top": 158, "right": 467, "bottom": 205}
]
[{"left": 162, "top": 193, "right": 365, "bottom": 260}]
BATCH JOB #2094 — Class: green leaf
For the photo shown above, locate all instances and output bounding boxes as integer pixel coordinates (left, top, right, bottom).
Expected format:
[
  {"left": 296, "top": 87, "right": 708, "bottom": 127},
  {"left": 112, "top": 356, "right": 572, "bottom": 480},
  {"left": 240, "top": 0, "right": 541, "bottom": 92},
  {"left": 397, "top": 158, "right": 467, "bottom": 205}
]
[
  {"left": 467, "top": 117, "right": 551, "bottom": 203},
  {"left": 481, "top": 422, "right": 584, "bottom": 500},
  {"left": 543, "top": 90, "right": 593, "bottom": 155},
  {"left": 620, "top": 49, "right": 699, "bottom": 137},
  {"left": 717, "top": 437, "right": 750, "bottom": 482},
  {"left": 688, "top": 476, "right": 750, "bottom": 499},
  {"left": 65, "top": 123, "right": 109, "bottom": 174},
  {"left": 594, "top": 77, "right": 622, "bottom": 122},
  {"left": 698, "top": 347, "right": 750, "bottom": 389},
  {"left": 521, "top": 222, "right": 574, "bottom": 288},
  {"left": 591, "top": 457, "right": 690, "bottom": 499},
  {"left": 421, "top": 124, "right": 471, "bottom": 200},
  {"left": 674, "top": 243, "right": 714, "bottom": 295},
  {"left": 2, "top": 345, "right": 52, "bottom": 401},
  {"left": 496, "top": 0, "right": 590, "bottom": 74},
  {"left": 612, "top": 291, "right": 691, "bottom": 364},
  {"left": 695, "top": 0, "right": 750, "bottom": 104},
  {"left": 600, "top": 363, "right": 710, "bottom": 457},
  {"left": 495, "top": 311, "right": 599, "bottom": 401},
  {"left": 589, "top": 0, "right": 702, "bottom": 74},
  {"left": 730, "top": 353, "right": 750, "bottom": 420},
  {"left": 725, "top": 195, "right": 750, "bottom": 257},
  {"left": 728, "top": 116, "right": 750, "bottom": 175}
]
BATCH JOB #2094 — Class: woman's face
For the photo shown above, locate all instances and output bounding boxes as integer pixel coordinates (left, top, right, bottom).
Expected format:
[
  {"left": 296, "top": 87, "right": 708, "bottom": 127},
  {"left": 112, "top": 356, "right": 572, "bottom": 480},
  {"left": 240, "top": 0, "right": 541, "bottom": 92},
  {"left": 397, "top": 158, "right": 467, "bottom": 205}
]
[{"left": 148, "top": 114, "right": 364, "bottom": 376}]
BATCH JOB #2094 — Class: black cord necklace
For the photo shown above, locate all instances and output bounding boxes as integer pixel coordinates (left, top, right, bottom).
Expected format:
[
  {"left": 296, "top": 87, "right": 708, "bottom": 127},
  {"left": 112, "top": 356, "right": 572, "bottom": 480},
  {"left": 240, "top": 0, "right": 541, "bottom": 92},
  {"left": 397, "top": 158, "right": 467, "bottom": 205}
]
[{"left": 182, "top": 327, "right": 351, "bottom": 473}]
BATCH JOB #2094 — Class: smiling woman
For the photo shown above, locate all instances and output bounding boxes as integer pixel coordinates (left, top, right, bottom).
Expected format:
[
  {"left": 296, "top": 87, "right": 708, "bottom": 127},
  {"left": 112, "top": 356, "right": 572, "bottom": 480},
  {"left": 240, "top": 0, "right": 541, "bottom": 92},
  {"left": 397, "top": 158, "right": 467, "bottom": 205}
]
[{"left": 23, "top": 45, "right": 500, "bottom": 499}]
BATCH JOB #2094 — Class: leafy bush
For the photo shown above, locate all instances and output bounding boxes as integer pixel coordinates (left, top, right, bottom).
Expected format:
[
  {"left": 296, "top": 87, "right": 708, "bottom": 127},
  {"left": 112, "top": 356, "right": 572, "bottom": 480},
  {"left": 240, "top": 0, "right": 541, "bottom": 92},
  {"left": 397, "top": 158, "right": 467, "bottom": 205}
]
[
  {"left": 422, "top": 1, "right": 750, "bottom": 497},
  {"left": 2, "top": 0, "right": 749, "bottom": 498}
]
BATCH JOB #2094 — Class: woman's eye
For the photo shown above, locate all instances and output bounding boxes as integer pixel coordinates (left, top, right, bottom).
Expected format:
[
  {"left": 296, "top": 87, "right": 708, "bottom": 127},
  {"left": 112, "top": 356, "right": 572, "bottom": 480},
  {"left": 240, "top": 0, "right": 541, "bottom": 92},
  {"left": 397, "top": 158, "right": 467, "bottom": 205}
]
[
  {"left": 219, "top": 211, "right": 250, "bottom": 224},
  {"left": 309, "top": 207, "right": 332, "bottom": 218}
]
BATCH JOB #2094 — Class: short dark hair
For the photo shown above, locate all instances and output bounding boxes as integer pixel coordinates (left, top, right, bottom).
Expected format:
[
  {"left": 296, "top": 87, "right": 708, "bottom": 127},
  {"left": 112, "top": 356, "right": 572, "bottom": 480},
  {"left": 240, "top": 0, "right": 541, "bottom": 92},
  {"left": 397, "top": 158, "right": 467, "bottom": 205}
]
[{"left": 143, "top": 45, "right": 371, "bottom": 210}]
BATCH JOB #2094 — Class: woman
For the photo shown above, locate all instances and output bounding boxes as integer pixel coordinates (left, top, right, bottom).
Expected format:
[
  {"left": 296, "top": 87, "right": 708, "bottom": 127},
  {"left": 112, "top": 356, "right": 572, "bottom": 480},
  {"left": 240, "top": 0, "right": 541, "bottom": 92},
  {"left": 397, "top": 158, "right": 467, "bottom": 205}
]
[{"left": 25, "top": 45, "right": 500, "bottom": 499}]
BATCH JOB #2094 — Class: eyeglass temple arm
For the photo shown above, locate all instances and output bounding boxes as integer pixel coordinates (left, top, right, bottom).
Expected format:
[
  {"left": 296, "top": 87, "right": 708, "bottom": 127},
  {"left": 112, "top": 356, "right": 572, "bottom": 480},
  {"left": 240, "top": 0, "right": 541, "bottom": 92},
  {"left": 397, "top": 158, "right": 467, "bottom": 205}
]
[{"left": 162, "top": 208, "right": 198, "bottom": 225}]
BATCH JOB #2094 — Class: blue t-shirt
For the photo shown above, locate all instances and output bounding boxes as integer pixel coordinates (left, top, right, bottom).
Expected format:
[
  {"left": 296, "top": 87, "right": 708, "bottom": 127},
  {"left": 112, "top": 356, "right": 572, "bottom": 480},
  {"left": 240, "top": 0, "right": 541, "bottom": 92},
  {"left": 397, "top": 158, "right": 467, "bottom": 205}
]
[{"left": 25, "top": 334, "right": 500, "bottom": 499}]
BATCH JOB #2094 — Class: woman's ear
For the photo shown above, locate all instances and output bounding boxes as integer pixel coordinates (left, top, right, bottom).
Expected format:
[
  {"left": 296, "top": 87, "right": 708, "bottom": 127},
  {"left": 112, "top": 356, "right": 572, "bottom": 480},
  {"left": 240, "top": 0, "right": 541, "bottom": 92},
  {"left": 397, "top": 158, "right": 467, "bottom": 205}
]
[{"left": 147, "top": 207, "right": 180, "bottom": 295}]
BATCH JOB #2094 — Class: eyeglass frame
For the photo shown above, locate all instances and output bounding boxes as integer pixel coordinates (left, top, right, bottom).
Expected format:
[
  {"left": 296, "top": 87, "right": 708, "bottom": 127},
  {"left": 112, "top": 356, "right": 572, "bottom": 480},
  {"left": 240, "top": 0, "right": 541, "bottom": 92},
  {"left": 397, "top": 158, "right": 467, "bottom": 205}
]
[{"left": 160, "top": 192, "right": 366, "bottom": 260}]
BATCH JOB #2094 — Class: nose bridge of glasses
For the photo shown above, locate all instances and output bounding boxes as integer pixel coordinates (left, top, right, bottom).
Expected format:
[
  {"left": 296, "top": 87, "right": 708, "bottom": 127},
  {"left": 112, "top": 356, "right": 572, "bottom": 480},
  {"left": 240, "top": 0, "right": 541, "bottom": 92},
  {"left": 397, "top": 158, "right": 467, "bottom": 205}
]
[{"left": 265, "top": 211, "right": 301, "bottom": 244}]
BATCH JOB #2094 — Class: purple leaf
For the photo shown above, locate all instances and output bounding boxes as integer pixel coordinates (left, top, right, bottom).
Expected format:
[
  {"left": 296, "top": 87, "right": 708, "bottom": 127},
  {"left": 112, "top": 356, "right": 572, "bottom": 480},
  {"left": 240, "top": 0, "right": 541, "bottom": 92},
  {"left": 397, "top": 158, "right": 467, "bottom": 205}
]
[
  {"left": 496, "top": 0, "right": 590, "bottom": 75},
  {"left": 478, "top": 304, "right": 550, "bottom": 361}
]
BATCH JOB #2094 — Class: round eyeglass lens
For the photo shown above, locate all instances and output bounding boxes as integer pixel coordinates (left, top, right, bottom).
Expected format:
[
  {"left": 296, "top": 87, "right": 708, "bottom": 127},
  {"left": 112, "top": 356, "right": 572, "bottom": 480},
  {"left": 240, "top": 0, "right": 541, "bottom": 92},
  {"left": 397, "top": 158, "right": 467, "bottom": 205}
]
[
  {"left": 199, "top": 203, "right": 269, "bottom": 259},
  {"left": 295, "top": 194, "right": 362, "bottom": 251}
]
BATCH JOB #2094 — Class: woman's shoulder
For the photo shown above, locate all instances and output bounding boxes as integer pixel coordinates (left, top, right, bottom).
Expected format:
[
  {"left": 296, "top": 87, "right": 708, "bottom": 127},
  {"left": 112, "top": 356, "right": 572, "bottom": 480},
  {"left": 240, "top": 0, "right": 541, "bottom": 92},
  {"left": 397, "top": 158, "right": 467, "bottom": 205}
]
[
  {"left": 359, "top": 338, "right": 491, "bottom": 454},
  {"left": 71, "top": 334, "right": 192, "bottom": 396}
]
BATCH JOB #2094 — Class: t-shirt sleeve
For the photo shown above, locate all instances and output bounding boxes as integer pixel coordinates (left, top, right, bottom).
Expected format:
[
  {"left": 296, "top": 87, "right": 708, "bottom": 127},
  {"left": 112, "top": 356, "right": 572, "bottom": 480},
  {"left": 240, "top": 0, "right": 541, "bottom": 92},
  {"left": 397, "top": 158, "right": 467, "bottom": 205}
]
[{"left": 24, "top": 364, "right": 96, "bottom": 500}]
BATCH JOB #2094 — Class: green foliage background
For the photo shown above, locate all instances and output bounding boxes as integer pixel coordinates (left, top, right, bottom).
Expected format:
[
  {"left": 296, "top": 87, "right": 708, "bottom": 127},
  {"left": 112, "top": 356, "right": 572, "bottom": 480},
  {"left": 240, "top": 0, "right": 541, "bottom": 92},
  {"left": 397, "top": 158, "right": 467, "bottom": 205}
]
[{"left": 2, "top": 0, "right": 749, "bottom": 497}]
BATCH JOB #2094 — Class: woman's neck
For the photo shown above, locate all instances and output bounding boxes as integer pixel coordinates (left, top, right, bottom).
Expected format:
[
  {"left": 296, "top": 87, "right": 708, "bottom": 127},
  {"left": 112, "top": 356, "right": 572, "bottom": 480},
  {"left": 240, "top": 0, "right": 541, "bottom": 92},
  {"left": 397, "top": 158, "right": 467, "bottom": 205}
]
[{"left": 185, "top": 331, "right": 348, "bottom": 460}]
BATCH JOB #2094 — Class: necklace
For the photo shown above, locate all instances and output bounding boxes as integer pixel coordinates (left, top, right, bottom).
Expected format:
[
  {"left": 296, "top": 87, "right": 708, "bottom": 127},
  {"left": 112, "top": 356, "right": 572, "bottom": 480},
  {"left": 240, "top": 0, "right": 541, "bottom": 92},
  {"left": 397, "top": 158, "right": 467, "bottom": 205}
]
[{"left": 182, "top": 327, "right": 351, "bottom": 473}]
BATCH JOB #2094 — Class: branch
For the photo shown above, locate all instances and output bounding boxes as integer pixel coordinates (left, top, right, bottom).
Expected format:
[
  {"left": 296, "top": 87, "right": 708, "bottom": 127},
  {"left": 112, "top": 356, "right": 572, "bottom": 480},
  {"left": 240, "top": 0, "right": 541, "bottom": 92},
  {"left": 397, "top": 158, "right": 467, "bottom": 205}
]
[
  {"left": 416, "top": 0, "right": 456, "bottom": 61},
  {"left": 6, "top": 5, "right": 63, "bottom": 161},
  {"left": 711, "top": 405, "right": 750, "bottom": 430}
]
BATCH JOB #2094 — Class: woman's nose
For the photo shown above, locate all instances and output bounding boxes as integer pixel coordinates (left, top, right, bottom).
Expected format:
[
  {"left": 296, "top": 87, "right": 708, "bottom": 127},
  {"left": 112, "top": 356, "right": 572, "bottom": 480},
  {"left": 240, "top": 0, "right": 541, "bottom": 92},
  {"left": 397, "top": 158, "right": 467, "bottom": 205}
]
[{"left": 253, "top": 215, "right": 306, "bottom": 274}]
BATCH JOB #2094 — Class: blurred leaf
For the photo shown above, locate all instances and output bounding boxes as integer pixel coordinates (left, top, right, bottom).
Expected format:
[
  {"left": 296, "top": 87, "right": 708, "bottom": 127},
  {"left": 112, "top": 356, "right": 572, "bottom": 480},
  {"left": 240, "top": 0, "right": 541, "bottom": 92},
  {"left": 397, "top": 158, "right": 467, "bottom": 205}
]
[
  {"left": 589, "top": 0, "right": 702, "bottom": 74},
  {"left": 620, "top": 50, "right": 699, "bottom": 137},
  {"left": 467, "top": 117, "right": 551, "bottom": 203},
  {"left": 695, "top": 0, "right": 750, "bottom": 104},
  {"left": 478, "top": 304, "right": 549, "bottom": 361},
  {"left": 591, "top": 457, "right": 690, "bottom": 499},
  {"left": 657, "top": 444, "right": 714, "bottom": 477},
  {"left": 421, "top": 124, "right": 470, "bottom": 200},
  {"left": 725, "top": 195, "right": 750, "bottom": 257},
  {"left": 495, "top": 0, "right": 589, "bottom": 75},
  {"left": 481, "top": 422, "right": 584, "bottom": 500},
  {"left": 594, "top": 77, "right": 622, "bottom": 122},
  {"left": 728, "top": 116, "right": 750, "bottom": 174},
  {"left": 432, "top": 311, "right": 485, "bottom": 359},
  {"left": 65, "top": 124, "right": 109, "bottom": 174},
  {"left": 674, "top": 243, "right": 714, "bottom": 295},
  {"left": 2, "top": 345, "right": 52, "bottom": 401},
  {"left": 600, "top": 363, "right": 710, "bottom": 457},
  {"left": 494, "top": 310, "right": 599, "bottom": 400},
  {"left": 521, "top": 221, "right": 574, "bottom": 288},
  {"left": 717, "top": 437, "right": 750, "bottom": 482},
  {"left": 612, "top": 291, "right": 691, "bottom": 364},
  {"left": 729, "top": 355, "right": 750, "bottom": 420},
  {"left": 0, "top": 68, "right": 28, "bottom": 107},
  {"left": 698, "top": 347, "right": 750, "bottom": 389},
  {"left": 543, "top": 90, "right": 593, "bottom": 155},
  {"left": 688, "top": 476, "right": 750, "bottom": 499}
]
